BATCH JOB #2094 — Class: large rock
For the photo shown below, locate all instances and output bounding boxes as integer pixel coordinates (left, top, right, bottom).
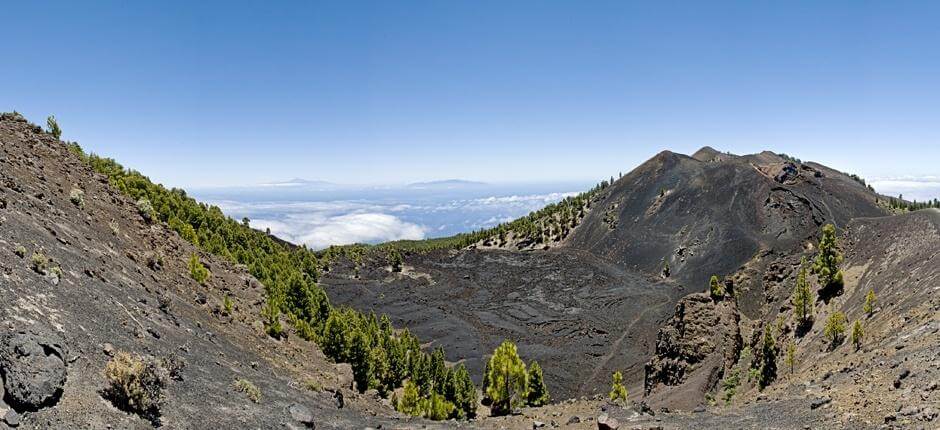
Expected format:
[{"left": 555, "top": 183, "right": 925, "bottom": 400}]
[
  {"left": 0, "top": 329, "right": 67, "bottom": 411},
  {"left": 643, "top": 293, "right": 741, "bottom": 408}
]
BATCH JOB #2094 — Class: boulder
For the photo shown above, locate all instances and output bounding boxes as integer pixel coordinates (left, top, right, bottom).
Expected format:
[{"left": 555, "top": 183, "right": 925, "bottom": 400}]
[
  {"left": 596, "top": 413, "right": 620, "bottom": 430},
  {"left": 0, "top": 329, "right": 67, "bottom": 411},
  {"left": 288, "top": 403, "right": 316, "bottom": 428}
]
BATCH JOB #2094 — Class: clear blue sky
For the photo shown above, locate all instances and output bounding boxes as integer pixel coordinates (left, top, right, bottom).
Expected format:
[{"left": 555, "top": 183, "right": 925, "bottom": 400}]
[{"left": 4, "top": 1, "right": 939, "bottom": 188}]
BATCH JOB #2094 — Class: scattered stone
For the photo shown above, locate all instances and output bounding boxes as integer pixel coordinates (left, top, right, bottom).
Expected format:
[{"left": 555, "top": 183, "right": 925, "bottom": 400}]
[
  {"left": 102, "top": 342, "right": 115, "bottom": 356},
  {"left": 288, "top": 403, "right": 315, "bottom": 428},
  {"left": 922, "top": 407, "right": 938, "bottom": 422},
  {"left": 693, "top": 405, "right": 706, "bottom": 413},
  {"left": 898, "top": 405, "right": 921, "bottom": 417},
  {"left": 566, "top": 416, "right": 581, "bottom": 425},
  {"left": 533, "top": 420, "right": 545, "bottom": 428},
  {"left": 810, "top": 396, "right": 831, "bottom": 410},
  {"left": 597, "top": 413, "right": 620, "bottom": 430},
  {"left": 0, "top": 329, "right": 67, "bottom": 411}
]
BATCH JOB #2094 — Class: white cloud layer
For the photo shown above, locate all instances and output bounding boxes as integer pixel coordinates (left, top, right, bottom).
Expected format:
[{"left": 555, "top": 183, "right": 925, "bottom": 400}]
[
  {"left": 252, "top": 212, "right": 426, "bottom": 249},
  {"left": 870, "top": 176, "right": 940, "bottom": 202}
]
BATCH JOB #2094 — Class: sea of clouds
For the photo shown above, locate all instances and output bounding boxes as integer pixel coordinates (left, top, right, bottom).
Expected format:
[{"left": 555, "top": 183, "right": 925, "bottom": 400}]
[{"left": 196, "top": 184, "right": 585, "bottom": 249}]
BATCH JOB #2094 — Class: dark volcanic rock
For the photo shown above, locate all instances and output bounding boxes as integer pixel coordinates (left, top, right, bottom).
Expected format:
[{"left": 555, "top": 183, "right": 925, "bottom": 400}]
[
  {"left": 643, "top": 293, "right": 741, "bottom": 410},
  {"left": 0, "top": 328, "right": 67, "bottom": 411}
]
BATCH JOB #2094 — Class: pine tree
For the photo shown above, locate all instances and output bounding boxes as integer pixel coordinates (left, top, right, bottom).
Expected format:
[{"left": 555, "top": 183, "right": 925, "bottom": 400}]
[
  {"left": 46, "top": 115, "right": 62, "bottom": 139},
  {"left": 863, "top": 289, "right": 876, "bottom": 317},
  {"left": 608, "top": 371, "right": 628, "bottom": 404},
  {"left": 323, "top": 311, "right": 352, "bottom": 362},
  {"left": 823, "top": 310, "right": 847, "bottom": 350},
  {"left": 395, "top": 380, "right": 422, "bottom": 416},
  {"left": 784, "top": 340, "right": 796, "bottom": 375},
  {"left": 485, "top": 340, "right": 528, "bottom": 416},
  {"left": 851, "top": 320, "right": 864, "bottom": 351},
  {"left": 709, "top": 275, "right": 724, "bottom": 299},
  {"left": 350, "top": 330, "right": 372, "bottom": 392},
  {"left": 525, "top": 361, "right": 549, "bottom": 407},
  {"left": 481, "top": 358, "right": 492, "bottom": 406},
  {"left": 758, "top": 326, "right": 777, "bottom": 389},
  {"left": 813, "top": 224, "right": 844, "bottom": 294},
  {"left": 444, "top": 364, "right": 477, "bottom": 419},
  {"left": 791, "top": 257, "right": 814, "bottom": 331}
]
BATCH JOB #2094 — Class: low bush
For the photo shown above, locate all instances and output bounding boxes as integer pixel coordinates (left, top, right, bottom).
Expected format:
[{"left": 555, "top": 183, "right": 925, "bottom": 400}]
[
  {"left": 103, "top": 352, "right": 167, "bottom": 424},
  {"left": 234, "top": 378, "right": 261, "bottom": 403}
]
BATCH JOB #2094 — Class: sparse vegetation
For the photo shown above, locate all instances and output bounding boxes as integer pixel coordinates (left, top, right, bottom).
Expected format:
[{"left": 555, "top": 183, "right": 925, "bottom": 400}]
[
  {"left": 14, "top": 244, "right": 27, "bottom": 258},
  {"left": 69, "top": 187, "right": 85, "bottom": 208},
  {"left": 824, "top": 310, "right": 847, "bottom": 350},
  {"left": 46, "top": 115, "right": 61, "bottom": 139},
  {"left": 525, "top": 361, "right": 549, "bottom": 407},
  {"left": 103, "top": 352, "right": 167, "bottom": 424},
  {"left": 758, "top": 326, "right": 777, "bottom": 389},
  {"left": 388, "top": 248, "right": 403, "bottom": 272},
  {"left": 720, "top": 369, "right": 740, "bottom": 404},
  {"left": 609, "top": 371, "right": 629, "bottom": 404},
  {"left": 851, "top": 320, "right": 863, "bottom": 351},
  {"left": 784, "top": 341, "right": 796, "bottom": 375},
  {"left": 30, "top": 251, "right": 48, "bottom": 274},
  {"left": 791, "top": 256, "right": 814, "bottom": 332},
  {"left": 863, "top": 288, "right": 876, "bottom": 317},
  {"left": 233, "top": 378, "right": 261, "bottom": 403},
  {"left": 813, "top": 224, "right": 844, "bottom": 295},
  {"left": 188, "top": 253, "right": 210, "bottom": 285},
  {"left": 709, "top": 275, "right": 724, "bottom": 299},
  {"left": 136, "top": 198, "right": 155, "bottom": 222},
  {"left": 222, "top": 294, "right": 234, "bottom": 316}
]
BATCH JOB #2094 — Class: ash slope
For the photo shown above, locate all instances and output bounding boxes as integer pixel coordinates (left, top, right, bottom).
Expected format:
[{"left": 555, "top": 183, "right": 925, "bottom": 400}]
[
  {"left": 0, "top": 114, "right": 418, "bottom": 429},
  {"left": 564, "top": 147, "right": 886, "bottom": 312}
]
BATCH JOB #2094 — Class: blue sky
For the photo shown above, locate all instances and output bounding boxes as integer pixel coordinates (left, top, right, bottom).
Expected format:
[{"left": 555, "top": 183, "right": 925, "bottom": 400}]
[{"left": 3, "top": 1, "right": 939, "bottom": 189}]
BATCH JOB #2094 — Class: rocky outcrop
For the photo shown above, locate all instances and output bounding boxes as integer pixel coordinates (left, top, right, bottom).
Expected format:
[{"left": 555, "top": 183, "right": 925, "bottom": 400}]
[
  {"left": 0, "top": 328, "right": 67, "bottom": 412},
  {"left": 644, "top": 293, "right": 742, "bottom": 409}
]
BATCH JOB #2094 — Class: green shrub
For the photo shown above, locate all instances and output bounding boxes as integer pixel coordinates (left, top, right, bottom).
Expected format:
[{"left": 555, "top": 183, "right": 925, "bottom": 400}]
[
  {"left": 103, "top": 352, "right": 167, "bottom": 424},
  {"left": 13, "top": 244, "right": 27, "bottom": 258},
  {"left": 709, "top": 275, "right": 724, "bottom": 299},
  {"left": 30, "top": 251, "right": 48, "bottom": 274},
  {"left": 222, "top": 294, "right": 233, "bottom": 316},
  {"left": 233, "top": 378, "right": 261, "bottom": 403},
  {"left": 261, "top": 302, "right": 284, "bottom": 339},
  {"left": 136, "top": 198, "right": 155, "bottom": 222},
  {"left": 720, "top": 369, "right": 740, "bottom": 404},
  {"left": 69, "top": 187, "right": 85, "bottom": 208},
  {"left": 608, "top": 371, "right": 628, "bottom": 404},
  {"left": 187, "top": 253, "right": 210, "bottom": 285}
]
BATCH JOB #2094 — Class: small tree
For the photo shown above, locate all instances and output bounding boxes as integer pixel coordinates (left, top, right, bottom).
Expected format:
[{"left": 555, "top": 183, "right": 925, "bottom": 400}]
[
  {"left": 395, "top": 380, "right": 422, "bottom": 416},
  {"left": 813, "top": 224, "right": 844, "bottom": 295},
  {"left": 485, "top": 340, "right": 528, "bottom": 416},
  {"left": 388, "top": 249, "right": 403, "bottom": 272},
  {"left": 188, "top": 253, "right": 210, "bottom": 285},
  {"left": 46, "top": 115, "right": 62, "bottom": 139},
  {"left": 791, "top": 257, "right": 814, "bottom": 331},
  {"left": 608, "top": 371, "right": 628, "bottom": 404},
  {"left": 525, "top": 361, "right": 549, "bottom": 407},
  {"left": 758, "top": 326, "right": 777, "bottom": 389},
  {"left": 823, "top": 310, "right": 847, "bottom": 350},
  {"left": 709, "top": 275, "right": 724, "bottom": 299},
  {"left": 784, "top": 341, "right": 796, "bottom": 375},
  {"left": 851, "top": 320, "right": 863, "bottom": 351},
  {"left": 863, "top": 289, "right": 876, "bottom": 317}
]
